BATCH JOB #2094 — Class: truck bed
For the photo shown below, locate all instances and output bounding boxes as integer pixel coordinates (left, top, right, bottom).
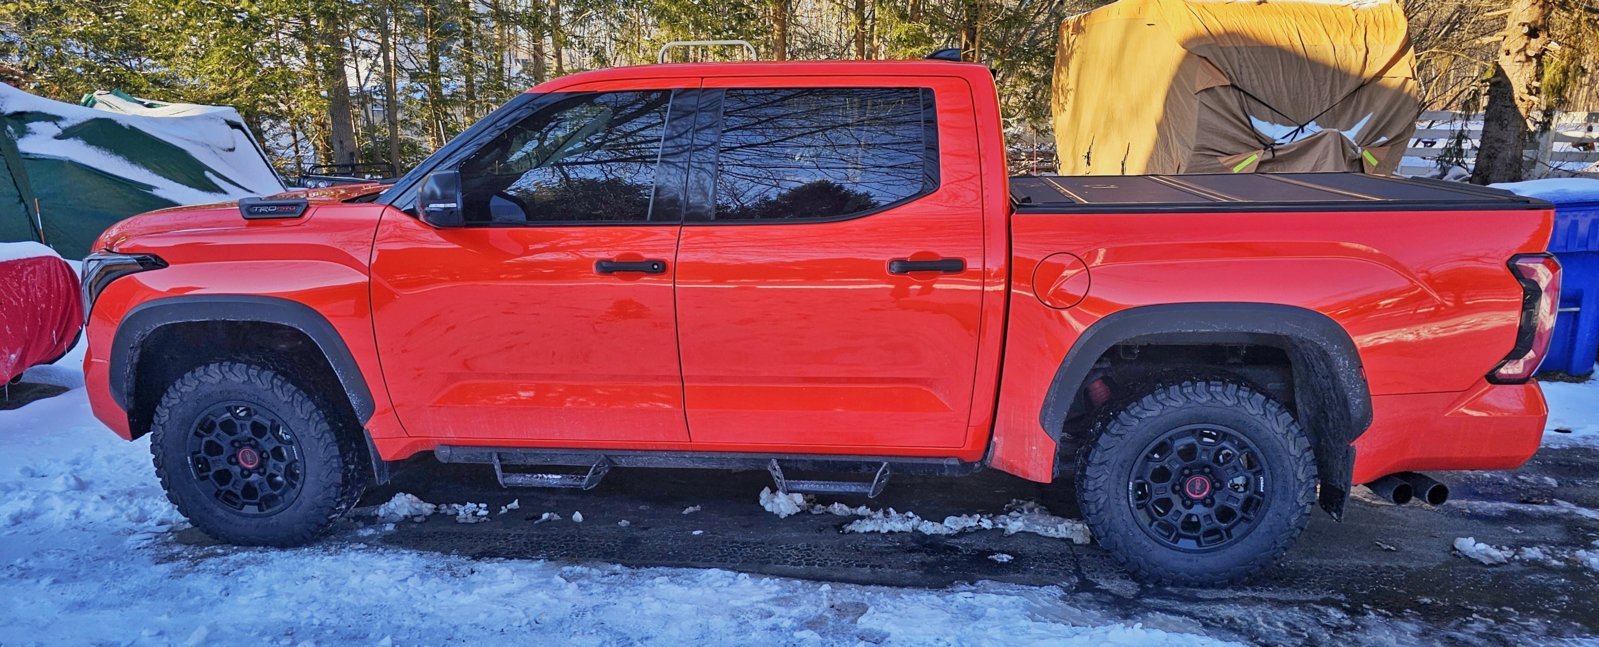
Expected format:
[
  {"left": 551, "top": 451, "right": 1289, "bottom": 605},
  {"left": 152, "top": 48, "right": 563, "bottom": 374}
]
[{"left": 1010, "top": 173, "right": 1548, "bottom": 213}]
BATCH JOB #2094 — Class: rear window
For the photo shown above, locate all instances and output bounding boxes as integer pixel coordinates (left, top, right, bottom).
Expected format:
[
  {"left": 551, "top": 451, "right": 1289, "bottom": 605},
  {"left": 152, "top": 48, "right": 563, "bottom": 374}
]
[{"left": 710, "top": 87, "right": 938, "bottom": 222}]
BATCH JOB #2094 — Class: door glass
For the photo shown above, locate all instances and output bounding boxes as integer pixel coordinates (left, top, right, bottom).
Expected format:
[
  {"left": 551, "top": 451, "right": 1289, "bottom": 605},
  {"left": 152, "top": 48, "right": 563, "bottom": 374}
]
[
  {"left": 459, "top": 91, "right": 672, "bottom": 225},
  {"left": 712, "top": 88, "right": 937, "bottom": 222}
]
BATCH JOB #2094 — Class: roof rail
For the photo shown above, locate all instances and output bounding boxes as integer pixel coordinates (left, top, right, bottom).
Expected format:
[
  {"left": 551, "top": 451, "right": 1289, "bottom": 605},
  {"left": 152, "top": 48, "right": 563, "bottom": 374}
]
[{"left": 658, "top": 40, "right": 759, "bottom": 64}]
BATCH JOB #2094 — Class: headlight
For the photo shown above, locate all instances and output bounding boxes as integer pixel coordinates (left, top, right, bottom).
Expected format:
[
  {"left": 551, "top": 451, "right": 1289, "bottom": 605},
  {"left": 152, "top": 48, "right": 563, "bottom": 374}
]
[{"left": 81, "top": 251, "right": 167, "bottom": 320}]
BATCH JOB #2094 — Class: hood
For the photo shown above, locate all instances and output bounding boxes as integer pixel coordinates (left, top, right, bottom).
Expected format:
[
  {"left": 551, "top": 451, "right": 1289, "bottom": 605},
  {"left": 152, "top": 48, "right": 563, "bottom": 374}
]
[{"left": 93, "top": 183, "right": 391, "bottom": 252}]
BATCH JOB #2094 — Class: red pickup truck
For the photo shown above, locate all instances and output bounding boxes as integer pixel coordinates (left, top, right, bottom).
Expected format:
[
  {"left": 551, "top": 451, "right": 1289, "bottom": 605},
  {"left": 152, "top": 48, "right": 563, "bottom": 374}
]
[{"left": 80, "top": 59, "right": 1558, "bottom": 585}]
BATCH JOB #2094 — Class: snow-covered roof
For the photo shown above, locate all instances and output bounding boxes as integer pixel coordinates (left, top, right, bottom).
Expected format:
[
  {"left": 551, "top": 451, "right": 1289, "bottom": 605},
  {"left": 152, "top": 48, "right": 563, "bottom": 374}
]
[
  {"left": 0, "top": 83, "right": 283, "bottom": 206},
  {"left": 1493, "top": 178, "right": 1599, "bottom": 204}
]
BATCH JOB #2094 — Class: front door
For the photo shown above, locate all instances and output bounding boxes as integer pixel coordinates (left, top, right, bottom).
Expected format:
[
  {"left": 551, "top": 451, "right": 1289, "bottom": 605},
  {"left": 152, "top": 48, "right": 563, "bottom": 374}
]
[
  {"left": 371, "top": 84, "right": 695, "bottom": 443},
  {"left": 673, "top": 79, "right": 987, "bottom": 451}
]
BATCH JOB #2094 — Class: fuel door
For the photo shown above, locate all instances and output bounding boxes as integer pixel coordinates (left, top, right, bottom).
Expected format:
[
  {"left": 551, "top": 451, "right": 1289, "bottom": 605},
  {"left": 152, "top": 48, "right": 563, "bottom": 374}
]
[{"left": 1032, "top": 252, "right": 1092, "bottom": 309}]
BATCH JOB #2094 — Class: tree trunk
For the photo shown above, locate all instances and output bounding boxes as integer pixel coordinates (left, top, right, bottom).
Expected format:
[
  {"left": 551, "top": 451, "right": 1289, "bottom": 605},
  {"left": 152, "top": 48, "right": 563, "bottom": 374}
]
[
  {"left": 958, "top": 0, "right": 981, "bottom": 62},
  {"left": 549, "top": 0, "right": 565, "bottom": 75},
  {"left": 424, "top": 1, "right": 448, "bottom": 148},
  {"left": 460, "top": 0, "right": 478, "bottom": 115},
  {"left": 852, "top": 0, "right": 867, "bottom": 59},
  {"left": 771, "top": 0, "right": 789, "bottom": 61},
  {"left": 1472, "top": 0, "right": 1550, "bottom": 184},
  {"left": 380, "top": 2, "right": 402, "bottom": 174},
  {"left": 532, "top": 25, "right": 547, "bottom": 84},
  {"left": 315, "top": 9, "right": 358, "bottom": 166}
]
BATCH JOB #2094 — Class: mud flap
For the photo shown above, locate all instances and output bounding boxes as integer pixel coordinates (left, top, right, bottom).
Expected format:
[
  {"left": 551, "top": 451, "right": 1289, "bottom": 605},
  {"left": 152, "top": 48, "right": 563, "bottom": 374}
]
[{"left": 1316, "top": 443, "right": 1355, "bottom": 520}]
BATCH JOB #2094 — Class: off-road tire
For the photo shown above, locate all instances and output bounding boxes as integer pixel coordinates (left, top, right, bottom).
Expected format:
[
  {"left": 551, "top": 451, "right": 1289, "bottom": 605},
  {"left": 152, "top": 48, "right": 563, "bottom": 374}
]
[
  {"left": 150, "top": 361, "right": 365, "bottom": 546},
  {"left": 1077, "top": 379, "right": 1316, "bottom": 586}
]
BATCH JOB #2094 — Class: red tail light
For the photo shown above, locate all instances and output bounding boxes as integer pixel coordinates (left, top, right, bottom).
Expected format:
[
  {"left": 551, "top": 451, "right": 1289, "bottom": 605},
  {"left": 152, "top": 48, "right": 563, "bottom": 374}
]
[{"left": 1489, "top": 254, "right": 1562, "bottom": 384}]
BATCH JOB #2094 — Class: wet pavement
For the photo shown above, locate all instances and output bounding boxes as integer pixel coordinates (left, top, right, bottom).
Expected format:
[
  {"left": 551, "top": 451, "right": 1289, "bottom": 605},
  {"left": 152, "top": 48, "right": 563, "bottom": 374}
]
[{"left": 359, "top": 446, "right": 1599, "bottom": 646}]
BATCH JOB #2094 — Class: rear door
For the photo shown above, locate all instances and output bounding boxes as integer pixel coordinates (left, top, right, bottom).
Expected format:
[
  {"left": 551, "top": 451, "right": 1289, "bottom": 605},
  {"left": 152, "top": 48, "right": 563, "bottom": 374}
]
[
  {"left": 674, "top": 77, "right": 986, "bottom": 451},
  {"left": 370, "top": 81, "right": 698, "bottom": 443}
]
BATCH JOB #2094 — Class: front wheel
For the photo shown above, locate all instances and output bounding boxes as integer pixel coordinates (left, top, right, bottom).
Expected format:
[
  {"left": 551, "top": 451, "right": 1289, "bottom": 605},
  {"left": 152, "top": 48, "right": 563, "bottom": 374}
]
[
  {"left": 1077, "top": 379, "right": 1316, "bottom": 586},
  {"left": 150, "top": 361, "right": 365, "bottom": 546}
]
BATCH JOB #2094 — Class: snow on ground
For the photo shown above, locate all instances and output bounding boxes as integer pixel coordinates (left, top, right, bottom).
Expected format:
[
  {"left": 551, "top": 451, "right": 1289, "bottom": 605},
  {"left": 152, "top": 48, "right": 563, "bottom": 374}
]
[
  {"left": 1542, "top": 368, "right": 1599, "bottom": 447},
  {"left": 0, "top": 348, "right": 1230, "bottom": 646}
]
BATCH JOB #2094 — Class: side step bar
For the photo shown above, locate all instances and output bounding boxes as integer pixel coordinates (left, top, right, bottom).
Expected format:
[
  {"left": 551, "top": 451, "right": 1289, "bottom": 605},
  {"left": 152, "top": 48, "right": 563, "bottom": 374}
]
[
  {"left": 436, "top": 446, "right": 978, "bottom": 496},
  {"left": 768, "top": 459, "right": 891, "bottom": 498},
  {"left": 491, "top": 453, "right": 612, "bottom": 490}
]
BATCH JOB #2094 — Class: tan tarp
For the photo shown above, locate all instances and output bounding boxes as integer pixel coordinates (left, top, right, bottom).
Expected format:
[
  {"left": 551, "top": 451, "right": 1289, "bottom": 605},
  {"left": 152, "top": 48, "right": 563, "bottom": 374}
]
[{"left": 1051, "top": 0, "right": 1419, "bottom": 176}]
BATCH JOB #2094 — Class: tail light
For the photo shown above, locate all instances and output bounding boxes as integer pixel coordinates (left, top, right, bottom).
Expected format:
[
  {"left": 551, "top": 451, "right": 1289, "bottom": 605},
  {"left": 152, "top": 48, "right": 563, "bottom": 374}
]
[{"left": 1489, "top": 253, "right": 1562, "bottom": 384}]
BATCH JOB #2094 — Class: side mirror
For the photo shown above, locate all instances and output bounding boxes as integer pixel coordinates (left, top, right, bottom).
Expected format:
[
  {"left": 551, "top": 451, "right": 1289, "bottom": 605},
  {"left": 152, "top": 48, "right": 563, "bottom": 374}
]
[{"left": 419, "top": 170, "right": 464, "bottom": 228}]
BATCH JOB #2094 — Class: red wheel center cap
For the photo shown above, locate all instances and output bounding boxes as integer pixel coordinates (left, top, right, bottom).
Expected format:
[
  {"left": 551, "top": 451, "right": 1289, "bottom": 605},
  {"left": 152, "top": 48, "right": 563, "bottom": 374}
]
[
  {"left": 237, "top": 447, "right": 261, "bottom": 469},
  {"left": 1183, "top": 475, "right": 1212, "bottom": 499}
]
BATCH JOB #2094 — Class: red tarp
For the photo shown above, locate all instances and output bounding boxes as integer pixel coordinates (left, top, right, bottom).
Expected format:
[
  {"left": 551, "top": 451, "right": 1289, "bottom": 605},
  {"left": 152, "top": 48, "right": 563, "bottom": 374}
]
[{"left": 1, "top": 245, "right": 82, "bottom": 382}]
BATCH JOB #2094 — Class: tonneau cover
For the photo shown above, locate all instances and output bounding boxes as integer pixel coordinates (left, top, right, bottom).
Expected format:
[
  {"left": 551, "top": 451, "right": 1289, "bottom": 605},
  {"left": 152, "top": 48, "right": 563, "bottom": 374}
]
[{"left": 1010, "top": 173, "right": 1550, "bottom": 213}]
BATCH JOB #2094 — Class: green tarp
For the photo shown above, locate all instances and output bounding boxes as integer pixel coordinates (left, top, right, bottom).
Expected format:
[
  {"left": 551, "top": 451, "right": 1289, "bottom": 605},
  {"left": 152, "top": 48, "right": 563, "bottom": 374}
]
[{"left": 0, "top": 84, "right": 283, "bottom": 258}]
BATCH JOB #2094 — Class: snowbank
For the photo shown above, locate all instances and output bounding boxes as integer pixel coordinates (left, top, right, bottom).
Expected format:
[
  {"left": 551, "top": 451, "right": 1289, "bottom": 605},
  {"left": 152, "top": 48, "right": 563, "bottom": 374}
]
[{"left": 1542, "top": 376, "right": 1599, "bottom": 447}]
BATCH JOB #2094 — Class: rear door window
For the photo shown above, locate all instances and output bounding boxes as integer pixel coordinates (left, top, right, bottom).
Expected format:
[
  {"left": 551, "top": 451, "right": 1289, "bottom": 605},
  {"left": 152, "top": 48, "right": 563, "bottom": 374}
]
[{"left": 709, "top": 88, "right": 937, "bottom": 222}]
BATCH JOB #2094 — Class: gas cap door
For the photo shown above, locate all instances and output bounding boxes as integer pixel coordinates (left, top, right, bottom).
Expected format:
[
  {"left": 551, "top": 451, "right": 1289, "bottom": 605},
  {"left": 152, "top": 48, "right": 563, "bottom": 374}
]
[{"left": 1032, "top": 252, "right": 1092, "bottom": 309}]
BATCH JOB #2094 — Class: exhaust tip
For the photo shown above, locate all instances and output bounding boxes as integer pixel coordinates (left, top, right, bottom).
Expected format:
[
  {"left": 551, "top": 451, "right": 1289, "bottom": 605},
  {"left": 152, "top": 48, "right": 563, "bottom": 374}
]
[
  {"left": 1389, "top": 482, "right": 1414, "bottom": 505},
  {"left": 1400, "top": 472, "right": 1450, "bottom": 506},
  {"left": 1420, "top": 484, "right": 1449, "bottom": 506},
  {"left": 1367, "top": 475, "right": 1414, "bottom": 505}
]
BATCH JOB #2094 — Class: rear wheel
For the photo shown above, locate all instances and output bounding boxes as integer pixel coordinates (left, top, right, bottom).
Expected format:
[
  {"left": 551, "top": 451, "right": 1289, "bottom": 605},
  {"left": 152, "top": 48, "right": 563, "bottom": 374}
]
[
  {"left": 151, "top": 361, "right": 365, "bottom": 546},
  {"left": 1077, "top": 379, "right": 1316, "bottom": 586}
]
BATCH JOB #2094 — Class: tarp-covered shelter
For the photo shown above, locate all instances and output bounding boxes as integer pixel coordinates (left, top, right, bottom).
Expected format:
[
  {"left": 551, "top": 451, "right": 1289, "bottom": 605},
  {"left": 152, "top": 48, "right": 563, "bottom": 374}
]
[
  {"left": 1, "top": 84, "right": 283, "bottom": 258},
  {"left": 1051, "top": 0, "right": 1419, "bottom": 176}
]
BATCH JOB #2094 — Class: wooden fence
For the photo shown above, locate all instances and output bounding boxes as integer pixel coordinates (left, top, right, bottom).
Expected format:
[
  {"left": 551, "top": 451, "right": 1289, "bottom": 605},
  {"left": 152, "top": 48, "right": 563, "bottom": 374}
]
[
  {"left": 1006, "top": 110, "right": 1599, "bottom": 178},
  {"left": 1401, "top": 110, "right": 1599, "bottom": 179}
]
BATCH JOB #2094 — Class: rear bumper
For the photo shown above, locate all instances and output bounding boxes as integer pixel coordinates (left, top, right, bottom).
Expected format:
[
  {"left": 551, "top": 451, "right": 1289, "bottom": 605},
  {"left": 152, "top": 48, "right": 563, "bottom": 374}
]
[{"left": 1352, "top": 380, "right": 1546, "bottom": 484}]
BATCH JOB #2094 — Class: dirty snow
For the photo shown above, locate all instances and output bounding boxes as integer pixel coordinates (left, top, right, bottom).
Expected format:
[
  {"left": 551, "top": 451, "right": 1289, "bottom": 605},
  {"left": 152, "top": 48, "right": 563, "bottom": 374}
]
[
  {"left": 759, "top": 489, "right": 1093, "bottom": 544},
  {"left": 1453, "top": 536, "right": 1599, "bottom": 573},
  {"left": 498, "top": 499, "right": 520, "bottom": 515},
  {"left": 372, "top": 493, "right": 436, "bottom": 522},
  {"left": 1452, "top": 537, "right": 1512, "bottom": 565},
  {"left": 0, "top": 346, "right": 1237, "bottom": 645},
  {"left": 681, "top": 504, "right": 703, "bottom": 515}
]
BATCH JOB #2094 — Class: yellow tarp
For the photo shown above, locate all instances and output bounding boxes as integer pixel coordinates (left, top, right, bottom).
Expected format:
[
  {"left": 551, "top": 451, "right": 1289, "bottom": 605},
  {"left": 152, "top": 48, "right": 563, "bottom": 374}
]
[{"left": 1051, "top": 0, "right": 1419, "bottom": 175}]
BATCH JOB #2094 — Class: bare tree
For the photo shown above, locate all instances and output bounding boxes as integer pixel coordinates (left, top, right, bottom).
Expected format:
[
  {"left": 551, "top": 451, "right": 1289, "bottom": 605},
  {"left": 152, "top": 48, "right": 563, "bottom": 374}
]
[{"left": 1473, "top": 0, "right": 1552, "bottom": 184}]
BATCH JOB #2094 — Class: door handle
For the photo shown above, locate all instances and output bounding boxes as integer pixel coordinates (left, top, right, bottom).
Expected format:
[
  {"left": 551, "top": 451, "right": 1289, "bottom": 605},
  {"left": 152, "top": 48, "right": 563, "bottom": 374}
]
[
  {"left": 595, "top": 259, "right": 667, "bottom": 275},
  {"left": 887, "top": 258, "right": 965, "bottom": 274}
]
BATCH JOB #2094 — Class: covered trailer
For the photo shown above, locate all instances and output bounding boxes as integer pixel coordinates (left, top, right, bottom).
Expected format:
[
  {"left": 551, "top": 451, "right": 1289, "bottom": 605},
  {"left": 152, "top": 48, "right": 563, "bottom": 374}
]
[
  {"left": 0, "top": 85, "right": 283, "bottom": 258},
  {"left": 1050, "top": 0, "right": 1419, "bottom": 176}
]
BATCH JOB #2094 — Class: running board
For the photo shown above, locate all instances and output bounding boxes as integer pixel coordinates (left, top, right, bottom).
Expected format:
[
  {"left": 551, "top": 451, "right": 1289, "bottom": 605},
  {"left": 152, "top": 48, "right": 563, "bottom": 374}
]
[
  {"left": 492, "top": 453, "right": 611, "bottom": 490},
  {"left": 768, "top": 459, "right": 891, "bottom": 498}
]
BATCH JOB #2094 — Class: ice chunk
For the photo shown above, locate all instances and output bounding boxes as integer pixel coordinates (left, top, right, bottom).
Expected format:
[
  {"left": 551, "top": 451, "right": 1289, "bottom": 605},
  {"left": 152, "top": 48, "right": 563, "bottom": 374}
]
[
  {"left": 439, "top": 503, "right": 490, "bottom": 524},
  {"left": 373, "top": 493, "right": 436, "bottom": 523},
  {"left": 758, "top": 487, "right": 809, "bottom": 518},
  {"left": 1453, "top": 537, "right": 1511, "bottom": 565}
]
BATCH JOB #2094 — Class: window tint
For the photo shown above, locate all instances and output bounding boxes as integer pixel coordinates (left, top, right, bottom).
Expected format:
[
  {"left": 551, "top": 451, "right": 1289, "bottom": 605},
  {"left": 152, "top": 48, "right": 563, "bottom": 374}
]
[
  {"left": 458, "top": 91, "right": 671, "bottom": 225},
  {"left": 711, "top": 88, "right": 937, "bottom": 222}
]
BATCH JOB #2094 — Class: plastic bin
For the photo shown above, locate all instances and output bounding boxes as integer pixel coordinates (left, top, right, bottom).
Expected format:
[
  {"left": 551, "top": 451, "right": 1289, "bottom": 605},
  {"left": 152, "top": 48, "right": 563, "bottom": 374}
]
[{"left": 1497, "top": 179, "right": 1599, "bottom": 376}]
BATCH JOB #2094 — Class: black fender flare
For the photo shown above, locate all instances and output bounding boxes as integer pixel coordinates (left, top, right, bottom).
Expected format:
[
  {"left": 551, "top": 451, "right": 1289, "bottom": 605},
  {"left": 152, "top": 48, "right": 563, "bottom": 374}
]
[
  {"left": 109, "top": 295, "right": 377, "bottom": 423},
  {"left": 1040, "top": 303, "right": 1373, "bottom": 517}
]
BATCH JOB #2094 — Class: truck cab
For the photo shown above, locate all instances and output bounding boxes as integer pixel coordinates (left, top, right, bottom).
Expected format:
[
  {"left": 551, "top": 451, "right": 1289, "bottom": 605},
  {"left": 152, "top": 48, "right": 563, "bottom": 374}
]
[{"left": 81, "top": 59, "right": 1558, "bottom": 586}]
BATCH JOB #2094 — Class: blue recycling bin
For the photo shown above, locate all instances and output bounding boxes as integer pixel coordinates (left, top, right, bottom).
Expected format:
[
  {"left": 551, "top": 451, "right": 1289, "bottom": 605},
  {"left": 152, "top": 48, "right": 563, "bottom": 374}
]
[{"left": 1507, "top": 180, "right": 1599, "bottom": 376}]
